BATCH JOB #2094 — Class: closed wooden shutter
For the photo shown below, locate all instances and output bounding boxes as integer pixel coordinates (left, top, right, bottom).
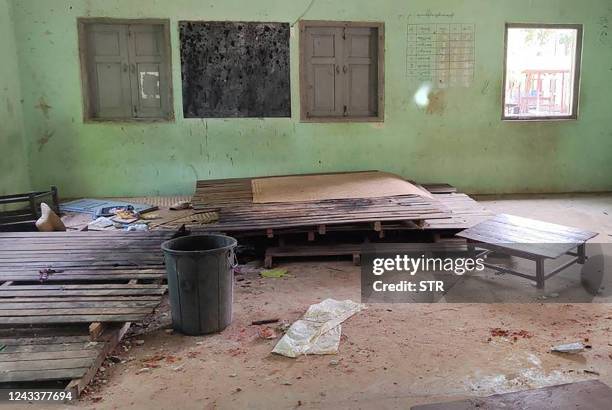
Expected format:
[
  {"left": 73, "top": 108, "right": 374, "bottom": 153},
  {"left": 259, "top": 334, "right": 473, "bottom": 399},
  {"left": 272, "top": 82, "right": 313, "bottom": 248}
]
[
  {"left": 127, "top": 24, "right": 168, "bottom": 118},
  {"left": 344, "top": 27, "right": 378, "bottom": 117},
  {"left": 303, "top": 27, "right": 344, "bottom": 117},
  {"left": 301, "top": 22, "right": 382, "bottom": 120},
  {"left": 87, "top": 24, "right": 132, "bottom": 118}
]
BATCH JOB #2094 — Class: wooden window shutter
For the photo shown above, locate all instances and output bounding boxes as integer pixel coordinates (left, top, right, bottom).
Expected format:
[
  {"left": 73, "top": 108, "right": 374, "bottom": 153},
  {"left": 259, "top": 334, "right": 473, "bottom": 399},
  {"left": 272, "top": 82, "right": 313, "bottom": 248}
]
[
  {"left": 303, "top": 26, "right": 344, "bottom": 117},
  {"left": 86, "top": 24, "right": 132, "bottom": 118},
  {"left": 343, "top": 27, "right": 378, "bottom": 117},
  {"left": 127, "top": 24, "right": 168, "bottom": 118}
]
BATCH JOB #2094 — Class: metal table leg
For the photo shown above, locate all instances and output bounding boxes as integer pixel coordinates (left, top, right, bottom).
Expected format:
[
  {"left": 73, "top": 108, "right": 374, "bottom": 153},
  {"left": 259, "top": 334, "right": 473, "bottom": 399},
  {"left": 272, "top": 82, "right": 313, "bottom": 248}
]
[
  {"left": 535, "top": 258, "right": 545, "bottom": 289},
  {"left": 577, "top": 244, "right": 586, "bottom": 264}
]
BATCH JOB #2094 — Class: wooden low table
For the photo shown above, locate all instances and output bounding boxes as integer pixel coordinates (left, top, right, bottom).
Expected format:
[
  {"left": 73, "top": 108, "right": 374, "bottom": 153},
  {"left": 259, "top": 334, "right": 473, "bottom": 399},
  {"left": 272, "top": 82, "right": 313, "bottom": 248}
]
[{"left": 457, "top": 214, "right": 597, "bottom": 289}]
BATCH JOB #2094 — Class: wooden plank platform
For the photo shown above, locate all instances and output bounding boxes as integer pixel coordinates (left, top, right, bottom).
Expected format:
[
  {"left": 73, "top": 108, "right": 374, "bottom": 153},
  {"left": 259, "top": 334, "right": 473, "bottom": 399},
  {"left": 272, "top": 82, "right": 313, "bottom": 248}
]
[
  {"left": 0, "top": 231, "right": 171, "bottom": 280},
  {"left": 197, "top": 195, "right": 449, "bottom": 232},
  {"left": 0, "top": 231, "right": 174, "bottom": 392},
  {"left": 411, "top": 380, "right": 612, "bottom": 410},
  {"left": 422, "top": 193, "right": 492, "bottom": 230},
  {"left": 0, "top": 333, "right": 105, "bottom": 383},
  {"left": 0, "top": 324, "right": 131, "bottom": 395},
  {"left": 0, "top": 231, "right": 172, "bottom": 325},
  {"left": 192, "top": 172, "right": 491, "bottom": 234}
]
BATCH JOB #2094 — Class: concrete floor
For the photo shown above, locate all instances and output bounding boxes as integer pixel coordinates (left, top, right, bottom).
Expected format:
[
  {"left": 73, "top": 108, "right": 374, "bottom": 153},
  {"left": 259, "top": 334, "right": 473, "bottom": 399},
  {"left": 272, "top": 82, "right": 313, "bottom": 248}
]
[{"left": 77, "top": 194, "right": 612, "bottom": 409}]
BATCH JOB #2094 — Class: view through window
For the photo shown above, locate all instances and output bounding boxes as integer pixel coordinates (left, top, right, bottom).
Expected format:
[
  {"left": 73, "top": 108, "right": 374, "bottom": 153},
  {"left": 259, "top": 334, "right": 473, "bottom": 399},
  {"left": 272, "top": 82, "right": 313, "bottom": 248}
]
[{"left": 503, "top": 24, "right": 582, "bottom": 120}]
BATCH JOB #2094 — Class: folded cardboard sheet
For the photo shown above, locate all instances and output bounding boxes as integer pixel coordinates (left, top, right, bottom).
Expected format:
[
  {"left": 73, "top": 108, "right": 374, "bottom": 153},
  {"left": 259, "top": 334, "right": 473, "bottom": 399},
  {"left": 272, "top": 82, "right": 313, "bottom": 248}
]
[{"left": 251, "top": 171, "right": 433, "bottom": 203}]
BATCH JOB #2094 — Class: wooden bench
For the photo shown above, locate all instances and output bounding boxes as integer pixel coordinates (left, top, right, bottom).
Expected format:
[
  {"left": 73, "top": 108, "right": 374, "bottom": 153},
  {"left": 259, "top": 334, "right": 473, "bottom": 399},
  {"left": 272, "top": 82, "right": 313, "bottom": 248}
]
[
  {"left": 0, "top": 186, "right": 59, "bottom": 230},
  {"left": 457, "top": 214, "right": 597, "bottom": 289}
]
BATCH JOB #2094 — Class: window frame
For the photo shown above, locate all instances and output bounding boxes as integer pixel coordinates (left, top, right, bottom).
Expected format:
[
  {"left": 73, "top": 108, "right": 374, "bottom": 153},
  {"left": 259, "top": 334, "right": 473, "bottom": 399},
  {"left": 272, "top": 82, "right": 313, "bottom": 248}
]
[
  {"left": 502, "top": 22, "right": 583, "bottom": 121},
  {"left": 299, "top": 20, "right": 385, "bottom": 123},
  {"left": 77, "top": 18, "right": 174, "bottom": 123}
]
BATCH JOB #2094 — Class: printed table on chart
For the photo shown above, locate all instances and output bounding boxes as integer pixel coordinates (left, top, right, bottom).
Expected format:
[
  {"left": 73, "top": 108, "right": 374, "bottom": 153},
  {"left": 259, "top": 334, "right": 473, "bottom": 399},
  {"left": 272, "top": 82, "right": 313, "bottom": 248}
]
[{"left": 407, "top": 23, "right": 475, "bottom": 87}]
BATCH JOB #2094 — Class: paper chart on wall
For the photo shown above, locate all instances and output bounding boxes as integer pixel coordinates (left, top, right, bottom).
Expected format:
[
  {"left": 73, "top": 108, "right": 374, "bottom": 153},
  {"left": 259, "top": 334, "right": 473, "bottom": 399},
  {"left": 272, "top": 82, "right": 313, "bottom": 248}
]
[{"left": 406, "top": 23, "right": 475, "bottom": 88}]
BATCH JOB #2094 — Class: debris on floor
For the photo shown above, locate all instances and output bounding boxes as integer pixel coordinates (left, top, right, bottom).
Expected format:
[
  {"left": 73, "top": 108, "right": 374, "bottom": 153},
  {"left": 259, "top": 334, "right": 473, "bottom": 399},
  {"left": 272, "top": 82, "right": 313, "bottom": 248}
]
[
  {"left": 412, "top": 380, "right": 612, "bottom": 410},
  {"left": 87, "top": 216, "right": 114, "bottom": 230},
  {"left": 489, "top": 328, "right": 533, "bottom": 341},
  {"left": 110, "top": 207, "right": 140, "bottom": 224},
  {"left": 60, "top": 198, "right": 157, "bottom": 215},
  {"left": 126, "top": 223, "right": 149, "bottom": 231},
  {"left": 272, "top": 298, "right": 365, "bottom": 358},
  {"left": 258, "top": 326, "right": 277, "bottom": 340},
  {"left": 551, "top": 342, "right": 590, "bottom": 354},
  {"left": 36, "top": 202, "right": 66, "bottom": 231},
  {"left": 261, "top": 268, "right": 288, "bottom": 278},
  {"left": 38, "top": 267, "right": 61, "bottom": 282},
  {"left": 170, "top": 200, "right": 192, "bottom": 210},
  {"left": 235, "top": 262, "right": 262, "bottom": 275},
  {"left": 251, "top": 318, "right": 279, "bottom": 325}
]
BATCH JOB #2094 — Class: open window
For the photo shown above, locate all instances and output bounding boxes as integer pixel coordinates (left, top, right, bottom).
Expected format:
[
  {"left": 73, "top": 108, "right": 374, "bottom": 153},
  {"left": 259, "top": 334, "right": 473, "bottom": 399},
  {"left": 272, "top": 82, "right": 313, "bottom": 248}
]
[{"left": 502, "top": 23, "right": 582, "bottom": 120}]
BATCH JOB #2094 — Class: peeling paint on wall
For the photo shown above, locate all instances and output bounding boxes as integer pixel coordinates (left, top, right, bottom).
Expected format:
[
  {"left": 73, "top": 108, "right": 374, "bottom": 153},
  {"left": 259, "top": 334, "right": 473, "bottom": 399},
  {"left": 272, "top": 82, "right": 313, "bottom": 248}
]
[
  {"left": 426, "top": 90, "right": 446, "bottom": 115},
  {"left": 37, "top": 130, "right": 54, "bottom": 151},
  {"left": 34, "top": 96, "right": 51, "bottom": 118}
]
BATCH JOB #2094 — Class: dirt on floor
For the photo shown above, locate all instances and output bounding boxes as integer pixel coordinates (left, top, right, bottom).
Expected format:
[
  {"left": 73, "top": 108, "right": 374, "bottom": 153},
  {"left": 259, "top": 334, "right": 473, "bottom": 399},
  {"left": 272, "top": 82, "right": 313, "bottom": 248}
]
[
  {"left": 76, "top": 264, "right": 611, "bottom": 409},
  {"left": 70, "top": 194, "right": 612, "bottom": 409}
]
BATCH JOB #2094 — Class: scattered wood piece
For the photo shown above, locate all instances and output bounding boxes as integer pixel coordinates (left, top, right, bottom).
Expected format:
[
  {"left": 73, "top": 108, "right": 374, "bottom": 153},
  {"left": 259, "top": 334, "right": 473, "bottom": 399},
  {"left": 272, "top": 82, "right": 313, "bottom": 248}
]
[
  {"left": 89, "top": 322, "right": 105, "bottom": 341},
  {"left": 251, "top": 318, "right": 280, "bottom": 326}
]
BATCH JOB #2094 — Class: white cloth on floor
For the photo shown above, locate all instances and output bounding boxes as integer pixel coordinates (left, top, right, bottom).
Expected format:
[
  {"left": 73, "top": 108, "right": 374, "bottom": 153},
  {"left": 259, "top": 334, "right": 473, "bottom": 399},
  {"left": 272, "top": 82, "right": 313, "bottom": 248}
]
[{"left": 272, "top": 298, "right": 365, "bottom": 358}]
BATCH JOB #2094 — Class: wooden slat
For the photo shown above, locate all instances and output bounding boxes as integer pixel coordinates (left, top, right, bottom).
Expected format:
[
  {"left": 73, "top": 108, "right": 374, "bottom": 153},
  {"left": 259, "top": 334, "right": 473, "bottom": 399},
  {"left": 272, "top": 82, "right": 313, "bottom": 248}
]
[
  {"left": 0, "top": 273, "right": 165, "bottom": 281},
  {"left": 0, "top": 301, "right": 159, "bottom": 309},
  {"left": 0, "top": 315, "right": 147, "bottom": 325},
  {"left": 0, "top": 307, "right": 153, "bottom": 316},
  {"left": 1, "top": 343, "right": 100, "bottom": 354},
  {"left": 1, "top": 296, "right": 162, "bottom": 302},
  {"left": 0, "top": 350, "right": 99, "bottom": 362},
  {"left": 0, "top": 368, "right": 90, "bottom": 383},
  {"left": 0, "top": 283, "right": 162, "bottom": 290},
  {"left": 0, "top": 335, "right": 92, "bottom": 345},
  {"left": 0, "top": 288, "right": 165, "bottom": 297},
  {"left": 0, "top": 231, "right": 172, "bottom": 237}
]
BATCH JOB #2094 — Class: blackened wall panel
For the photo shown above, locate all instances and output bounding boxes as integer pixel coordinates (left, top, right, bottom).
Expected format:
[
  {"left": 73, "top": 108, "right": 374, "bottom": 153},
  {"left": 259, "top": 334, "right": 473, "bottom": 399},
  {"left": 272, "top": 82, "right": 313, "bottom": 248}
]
[{"left": 180, "top": 21, "right": 291, "bottom": 118}]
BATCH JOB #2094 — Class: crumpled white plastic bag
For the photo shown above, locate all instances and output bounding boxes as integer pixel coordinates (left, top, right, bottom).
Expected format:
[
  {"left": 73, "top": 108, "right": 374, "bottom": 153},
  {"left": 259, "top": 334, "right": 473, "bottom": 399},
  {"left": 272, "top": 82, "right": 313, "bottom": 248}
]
[{"left": 272, "top": 298, "right": 366, "bottom": 358}]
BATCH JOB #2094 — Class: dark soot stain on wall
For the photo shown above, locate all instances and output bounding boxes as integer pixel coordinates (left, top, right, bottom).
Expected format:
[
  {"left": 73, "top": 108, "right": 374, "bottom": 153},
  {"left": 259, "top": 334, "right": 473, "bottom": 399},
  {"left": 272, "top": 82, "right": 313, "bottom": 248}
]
[{"left": 180, "top": 21, "right": 291, "bottom": 118}]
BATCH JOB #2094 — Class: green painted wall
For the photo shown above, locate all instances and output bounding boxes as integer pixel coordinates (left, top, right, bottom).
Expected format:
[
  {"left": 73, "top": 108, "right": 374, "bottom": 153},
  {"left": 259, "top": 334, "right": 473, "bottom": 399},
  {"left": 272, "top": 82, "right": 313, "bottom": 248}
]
[
  {"left": 9, "top": 0, "right": 612, "bottom": 197},
  {"left": 0, "top": 0, "right": 30, "bottom": 195}
]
